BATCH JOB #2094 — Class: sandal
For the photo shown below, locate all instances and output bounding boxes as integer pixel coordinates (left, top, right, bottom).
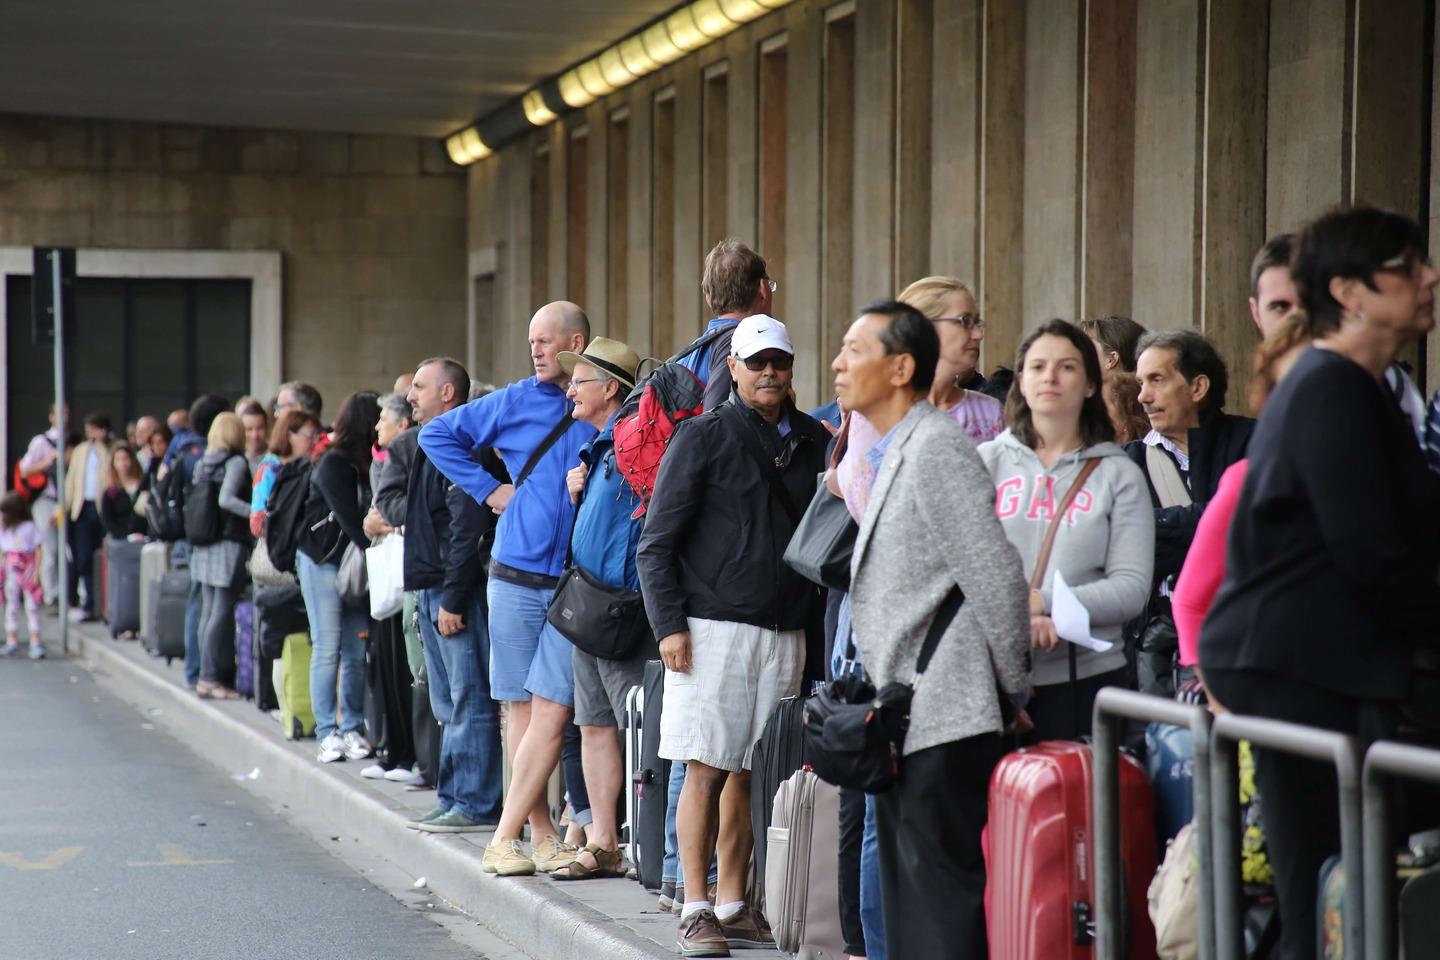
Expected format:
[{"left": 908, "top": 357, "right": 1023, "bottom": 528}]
[
  {"left": 550, "top": 843, "right": 626, "bottom": 881},
  {"left": 197, "top": 683, "right": 241, "bottom": 701}
]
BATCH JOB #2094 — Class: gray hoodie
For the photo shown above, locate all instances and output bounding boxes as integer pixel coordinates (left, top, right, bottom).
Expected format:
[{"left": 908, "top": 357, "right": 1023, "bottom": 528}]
[{"left": 977, "top": 429, "right": 1154, "bottom": 684}]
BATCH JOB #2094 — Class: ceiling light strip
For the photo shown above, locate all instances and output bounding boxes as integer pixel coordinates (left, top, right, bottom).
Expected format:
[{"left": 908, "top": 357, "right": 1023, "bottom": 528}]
[{"left": 446, "top": 0, "right": 793, "bottom": 164}]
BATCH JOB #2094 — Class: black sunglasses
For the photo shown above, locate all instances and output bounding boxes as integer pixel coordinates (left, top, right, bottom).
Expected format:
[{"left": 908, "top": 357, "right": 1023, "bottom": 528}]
[{"left": 741, "top": 353, "right": 794, "bottom": 372}]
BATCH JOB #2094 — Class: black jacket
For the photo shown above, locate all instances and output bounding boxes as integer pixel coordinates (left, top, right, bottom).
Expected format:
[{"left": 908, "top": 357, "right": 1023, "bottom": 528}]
[
  {"left": 637, "top": 395, "right": 828, "bottom": 639},
  {"left": 1124, "top": 409, "right": 1254, "bottom": 587},
  {"left": 1200, "top": 347, "right": 1440, "bottom": 699},
  {"left": 298, "top": 452, "right": 370, "bottom": 564},
  {"left": 404, "top": 441, "right": 505, "bottom": 613},
  {"left": 375, "top": 426, "right": 418, "bottom": 528}
]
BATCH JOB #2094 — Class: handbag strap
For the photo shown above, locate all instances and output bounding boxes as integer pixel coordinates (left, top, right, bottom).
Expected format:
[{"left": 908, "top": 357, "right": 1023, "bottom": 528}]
[
  {"left": 1144, "top": 444, "right": 1192, "bottom": 508},
  {"left": 830, "top": 413, "right": 851, "bottom": 469},
  {"left": 1029, "top": 458, "right": 1101, "bottom": 591},
  {"left": 515, "top": 410, "right": 574, "bottom": 488},
  {"left": 914, "top": 585, "right": 965, "bottom": 678}
]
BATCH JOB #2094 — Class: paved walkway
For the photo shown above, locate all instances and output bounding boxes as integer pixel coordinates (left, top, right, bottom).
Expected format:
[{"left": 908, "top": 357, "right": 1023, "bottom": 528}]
[{"left": 70, "top": 621, "right": 782, "bottom": 960}]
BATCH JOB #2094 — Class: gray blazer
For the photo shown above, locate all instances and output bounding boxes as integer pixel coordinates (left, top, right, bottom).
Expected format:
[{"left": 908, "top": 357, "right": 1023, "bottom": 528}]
[{"left": 849, "top": 401, "right": 1030, "bottom": 756}]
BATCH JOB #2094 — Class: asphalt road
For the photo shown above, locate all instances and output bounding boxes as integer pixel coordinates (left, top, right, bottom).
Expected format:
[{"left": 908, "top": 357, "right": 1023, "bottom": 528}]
[{"left": 0, "top": 647, "right": 525, "bottom": 960}]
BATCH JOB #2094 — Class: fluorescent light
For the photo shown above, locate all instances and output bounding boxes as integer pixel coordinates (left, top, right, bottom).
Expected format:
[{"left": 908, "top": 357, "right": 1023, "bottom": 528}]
[
  {"left": 719, "top": 0, "right": 770, "bottom": 21},
  {"left": 558, "top": 70, "right": 595, "bottom": 109},
  {"left": 446, "top": 127, "right": 492, "bottom": 164},
  {"left": 522, "top": 90, "right": 558, "bottom": 125},
  {"left": 641, "top": 22, "right": 685, "bottom": 65},
  {"left": 691, "top": 0, "right": 739, "bottom": 38},
  {"left": 618, "top": 34, "right": 660, "bottom": 76},
  {"left": 577, "top": 58, "right": 616, "bottom": 97},
  {"left": 665, "top": 8, "right": 709, "bottom": 51},
  {"left": 599, "top": 46, "right": 634, "bottom": 88}
]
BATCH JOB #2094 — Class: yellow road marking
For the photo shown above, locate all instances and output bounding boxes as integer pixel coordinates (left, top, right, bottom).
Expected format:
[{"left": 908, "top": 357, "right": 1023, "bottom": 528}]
[
  {"left": 127, "top": 843, "right": 234, "bottom": 867},
  {"left": 0, "top": 845, "right": 85, "bottom": 871}
]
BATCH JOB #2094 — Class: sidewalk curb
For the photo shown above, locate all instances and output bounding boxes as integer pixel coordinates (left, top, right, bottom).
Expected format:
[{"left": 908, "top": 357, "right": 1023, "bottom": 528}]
[{"left": 76, "top": 631, "right": 674, "bottom": 960}]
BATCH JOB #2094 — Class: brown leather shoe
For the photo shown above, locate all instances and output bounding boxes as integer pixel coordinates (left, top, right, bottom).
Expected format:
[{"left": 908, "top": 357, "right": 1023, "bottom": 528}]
[
  {"left": 676, "top": 909, "right": 731, "bottom": 958},
  {"left": 718, "top": 904, "right": 774, "bottom": 948}
]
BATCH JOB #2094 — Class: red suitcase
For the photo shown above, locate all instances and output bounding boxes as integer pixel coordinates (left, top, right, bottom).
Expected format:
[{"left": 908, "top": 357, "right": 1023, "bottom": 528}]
[{"left": 986, "top": 741, "right": 1158, "bottom": 960}]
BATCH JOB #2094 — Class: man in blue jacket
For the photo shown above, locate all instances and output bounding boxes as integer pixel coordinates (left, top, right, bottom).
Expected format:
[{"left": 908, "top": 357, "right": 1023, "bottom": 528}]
[
  {"left": 419, "top": 300, "right": 597, "bottom": 864},
  {"left": 402, "top": 357, "right": 504, "bottom": 833},
  {"left": 481, "top": 337, "right": 646, "bottom": 878}
]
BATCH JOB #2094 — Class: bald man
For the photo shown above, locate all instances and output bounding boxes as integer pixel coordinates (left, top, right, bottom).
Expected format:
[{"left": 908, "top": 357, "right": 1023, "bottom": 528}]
[
  {"left": 418, "top": 301, "right": 598, "bottom": 849},
  {"left": 394, "top": 371, "right": 415, "bottom": 397},
  {"left": 134, "top": 415, "right": 162, "bottom": 471}
]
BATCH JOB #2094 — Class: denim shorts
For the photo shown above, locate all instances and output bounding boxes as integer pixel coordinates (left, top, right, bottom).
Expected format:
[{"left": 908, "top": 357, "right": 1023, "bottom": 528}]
[
  {"left": 486, "top": 577, "right": 553, "bottom": 702},
  {"left": 524, "top": 620, "right": 576, "bottom": 708}
]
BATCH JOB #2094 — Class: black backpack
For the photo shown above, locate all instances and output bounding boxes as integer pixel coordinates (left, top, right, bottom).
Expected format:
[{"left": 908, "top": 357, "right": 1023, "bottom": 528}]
[
  {"left": 263, "top": 457, "right": 313, "bottom": 574},
  {"left": 148, "top": 440, "right": 203, "bottom": 542},
  {"left": 183, "top": 455, "right": 243, "bottom": 546}
]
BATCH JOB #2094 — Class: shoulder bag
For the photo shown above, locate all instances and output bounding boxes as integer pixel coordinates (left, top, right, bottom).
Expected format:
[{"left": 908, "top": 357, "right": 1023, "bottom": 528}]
[
  {"left": 783, "top": 416, "right": 856, "bottom": 592},
  {"left": 801, "top": 457, "right": 1100, "bottom": 793}
]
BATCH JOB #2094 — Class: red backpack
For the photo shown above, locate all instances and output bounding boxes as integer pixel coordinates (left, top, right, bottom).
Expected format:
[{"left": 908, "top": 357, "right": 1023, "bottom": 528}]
[{"left": 612, "top": 327, "right": 732, "bottom": 517}]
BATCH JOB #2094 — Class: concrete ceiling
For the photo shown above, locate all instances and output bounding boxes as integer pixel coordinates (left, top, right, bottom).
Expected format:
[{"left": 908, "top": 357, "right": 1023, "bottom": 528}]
[{"left": 0, "top": 0, "right": 677, "bottom": 137}]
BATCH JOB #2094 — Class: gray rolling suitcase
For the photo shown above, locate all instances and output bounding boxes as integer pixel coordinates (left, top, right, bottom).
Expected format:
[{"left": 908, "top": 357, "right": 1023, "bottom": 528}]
[
  {"left": 145, "top": 569, "right": 189, "bottom": 664},
  {"left": 139, "top": 541, "right": 170, "bottom": 644},
  {"left": 623, "top": 683, "right": 644, "bottom": 867},
  {"left": 765, "top": 768, "right": 845, "bottom": 960},
  {"left": 104, "top": 539, "right": 144, "bottom": 637}
]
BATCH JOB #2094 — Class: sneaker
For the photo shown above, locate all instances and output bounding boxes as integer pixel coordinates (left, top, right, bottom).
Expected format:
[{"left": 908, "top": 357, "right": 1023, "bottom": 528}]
[
  {"left": 360, "top": 763, "right": 386, "bottom": 780},
  {"left": 406, "top": 804, "right": 448, "bottom": 829},
  {"left": 482, "top": 838, "right": 536, "bottom": 876},
  {"left": 384, "top": 767, "right": 415, "bottom": 782},
  {"left": 532, "top": 835, "right": 579, "bottom": 873},
  {"left": 68, "top": 608, "right": 87, "bottom": 623},
  {"left": 1, "top": 642, "right": 19, "bottom": 659},
  {"left": 718, "top": 904, "right": 774, "bottom": 948},
  {"left": 341, "top": 730, "right": 373, "bottom": 761},
  {"left": 28, "top": 643, "right": 46, "bottom": 661},
  {"left": 416, "top": 809, "right": 491, "bottom": 834},
  {"left": 316, "top": 733, "right": 346, "bottom": 764},
  {"left": 676, "top": 909, "right": 730, "bottom": 958},
  {"left": 658, "top": 881, "right": 678, "bottom": 913}
]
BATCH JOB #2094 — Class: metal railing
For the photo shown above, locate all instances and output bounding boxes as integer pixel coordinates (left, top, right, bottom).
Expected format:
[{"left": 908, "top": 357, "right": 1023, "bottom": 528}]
[
  {"left": 1209, "top": 713, "right": 1363, "bottom": 960},
  {"left": 1092, "top": 688, "right": 1214, "bottom": 960},
  {"left": 1362, "top": 740, "right": 1440, "bottom": 960}
]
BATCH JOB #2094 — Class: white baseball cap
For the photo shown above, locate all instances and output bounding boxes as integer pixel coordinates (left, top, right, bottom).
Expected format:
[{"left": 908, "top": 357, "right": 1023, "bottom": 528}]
[{"left": 730, "top": 314, "right": 794, "bottom": 359}]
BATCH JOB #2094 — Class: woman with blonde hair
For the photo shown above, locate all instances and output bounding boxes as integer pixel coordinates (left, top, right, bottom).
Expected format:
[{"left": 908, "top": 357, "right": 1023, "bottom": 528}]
[
  {"left": 896, "top": 276, "right": 1005, "bottom": 443},
  {"left": 189, "top": 411, "right": 253, "bottom": 700}
]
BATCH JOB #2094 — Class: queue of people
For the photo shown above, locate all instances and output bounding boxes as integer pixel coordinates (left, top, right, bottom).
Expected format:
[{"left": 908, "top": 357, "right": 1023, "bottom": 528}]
[{"left": 12, "top": 207, "right": 1440, "bottom": 960}]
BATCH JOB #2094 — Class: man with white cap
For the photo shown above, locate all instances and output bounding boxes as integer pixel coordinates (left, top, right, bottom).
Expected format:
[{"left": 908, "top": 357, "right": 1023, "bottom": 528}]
[{"left": 637, "top": 315, "right": 828, "bottom": 957}]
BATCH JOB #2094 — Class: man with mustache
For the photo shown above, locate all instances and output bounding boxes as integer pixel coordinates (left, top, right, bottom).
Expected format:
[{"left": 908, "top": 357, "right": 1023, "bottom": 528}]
[
  {"left": 637, "top": 315, "right": 828, "bottom": 957},
  {"left": 1124, "top": 329, "right": 1253, "bottom": 699}
]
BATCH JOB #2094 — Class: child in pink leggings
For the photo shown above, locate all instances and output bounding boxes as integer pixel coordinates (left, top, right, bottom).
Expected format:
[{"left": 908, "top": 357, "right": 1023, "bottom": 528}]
[{"left": 0, "top": 492, "right": 44, "bottom": 659}]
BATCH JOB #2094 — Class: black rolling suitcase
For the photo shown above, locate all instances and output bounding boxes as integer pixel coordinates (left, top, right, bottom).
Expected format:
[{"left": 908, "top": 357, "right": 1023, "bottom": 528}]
[
  {"left": 145, "top": 569, "right": 189, "bottom": 663},
  {"left": 411, "top": 666, "right": 442, "bottom": 788},
  {"left": 748, "top": 696, "right": 807, "bottom": 920},
  {"left": 634, "top": 659, "right": 671, "bottom": 891},
  {"left": 366, "top": 614, "right": 415, "bottom": 771},
  {"left": 104, "top": 539, "right": 144, "bottom": 637}
]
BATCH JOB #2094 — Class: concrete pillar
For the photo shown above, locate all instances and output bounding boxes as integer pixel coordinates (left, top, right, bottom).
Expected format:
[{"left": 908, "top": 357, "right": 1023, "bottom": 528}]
[
  {"left": 726, "top": 30, "right": 759, "bottom": 245},
  {"left": 627, "top": 79, "right": 656, "bottom": 360},
  {"left": 547, "top": 123, "right": 567, "bottom": 304},
  {"left": 672, "top": 56, "right": 704, "bottom": 345},
  {"left": 1199, "top": 0, "right": 1269, "bottom": 404},
  {"left": 1079, "top": 0, "right": 1137, "bottom": 321},
  {"left": 584, "top": 101, "right": 609, "bottom": 335},
  {"left": 784, "top": 9, "right": 825, "bottom": 406},
  {"left": 853, "top": 0, "right": 897, "bottom": 307},
  {"left": 929, "top": 0, "right": 982, "bottom": 288},
  {"left": 894, "top": 0, "right": 934, "bottom": 289},
  {"left": 1131, "top": 0, "right": 1203, "bottom": 332},
  {"left": 979, "top": 0, "right": 1026, "bottom": 374}
]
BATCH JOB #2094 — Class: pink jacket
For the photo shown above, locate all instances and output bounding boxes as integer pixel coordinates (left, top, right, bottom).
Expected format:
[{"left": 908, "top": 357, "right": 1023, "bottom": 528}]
[{"left": 1172, "top": 459, "right": 1248, "bottom": 666}]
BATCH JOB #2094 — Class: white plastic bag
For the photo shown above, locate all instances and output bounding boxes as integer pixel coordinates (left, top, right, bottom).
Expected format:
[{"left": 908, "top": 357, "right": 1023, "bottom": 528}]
[{"left": 366, "top": 532, "right": 405, "bottom": 620}]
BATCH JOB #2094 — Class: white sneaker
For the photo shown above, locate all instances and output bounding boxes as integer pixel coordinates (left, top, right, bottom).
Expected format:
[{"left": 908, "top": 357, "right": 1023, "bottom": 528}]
[
  {"left": 384, "top": 767, "right": 416, "bottom": 782},
  {"left": 342, "top": 730, "right": 373, "bottom": 762},
  {"left": 317, "top": 732, "right": 346, "bottom": 763},
  {"left": 360, "top": 763, "right": 386, "bottom": 779}
]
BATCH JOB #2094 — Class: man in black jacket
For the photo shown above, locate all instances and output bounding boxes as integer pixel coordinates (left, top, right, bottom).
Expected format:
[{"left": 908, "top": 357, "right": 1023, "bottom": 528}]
[
  {"left": 1125, "top": 329, "right": 1254, "bottom": 698},
  {"left": 638, "top": 315, "right": 827, "bottom": 957},
  {"left": 401, "top": 357, "right": 504, "bottom": 834}
]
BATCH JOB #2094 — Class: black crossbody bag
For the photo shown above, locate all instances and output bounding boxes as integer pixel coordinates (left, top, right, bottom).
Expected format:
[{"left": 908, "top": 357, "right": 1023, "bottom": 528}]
[
  {"left": 802, "top": 586, "right": 965, "bottom": 794},
  {"left": 544, "top": 451, "right": 652, "bottom": 660}
]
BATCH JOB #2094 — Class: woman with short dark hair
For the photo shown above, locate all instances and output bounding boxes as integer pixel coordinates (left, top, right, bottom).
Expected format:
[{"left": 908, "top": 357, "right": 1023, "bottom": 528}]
[
  {"left": 979, "top": 319, "right": 1153, "bottom": 740},
  {"left": 1199, "top": 206, "right": 1440, "bottom": 960},
  {"left": 833, "top": 299, "right": 1029, "bottom": 960},
  {"left": 296, "top": 391, "right": 380, "bottom": 765}
]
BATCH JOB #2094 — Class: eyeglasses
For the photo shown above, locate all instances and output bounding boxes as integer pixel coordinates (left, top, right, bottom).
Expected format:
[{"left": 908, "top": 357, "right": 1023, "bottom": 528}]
[
  {"left": 741, "top": 353, "right": 794, "bottom": 372},
  {"left": 764, "top": 278, "right": 779, "bottom": 294},
  {"left": 936, "top": 314, "right": 985, "bottom": 330},
  {"left": 568, "top": 377, "right": 605, "bottom": 387},
  {"left": 292, "top": 430, "right": 319, "bottom": 441},
  {"left": 1379, "top": 253, "right": 1435, "bottom": 276}
]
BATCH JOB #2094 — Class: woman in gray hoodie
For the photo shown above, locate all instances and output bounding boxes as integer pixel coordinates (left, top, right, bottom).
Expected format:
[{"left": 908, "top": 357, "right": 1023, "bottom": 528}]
[{"left": 979, "top": 318, "right": 1154, "bottom": 740}]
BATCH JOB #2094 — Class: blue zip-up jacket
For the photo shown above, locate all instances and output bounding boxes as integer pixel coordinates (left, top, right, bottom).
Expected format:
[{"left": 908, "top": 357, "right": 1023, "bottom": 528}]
[
  {"left": 419, "top": 376, "right": 596, "bottom": 579},
  {"left": 570, "top": 414, "right": 643, "bottom": 590}
]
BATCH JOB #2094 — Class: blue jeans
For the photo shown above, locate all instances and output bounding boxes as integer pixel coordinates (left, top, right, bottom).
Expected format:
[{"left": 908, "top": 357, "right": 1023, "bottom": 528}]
[
  {"left": 417, "top": 588, "right": 503, "bottom": 822},
  {"left": 861, "top": 794, "right": 886, "bottom": 960},
  {"left": 296, "top": 551, "right": 367, "bottom": 740},
  {"left": 184, "top": 578, "right": 203, "bottom": 688}
]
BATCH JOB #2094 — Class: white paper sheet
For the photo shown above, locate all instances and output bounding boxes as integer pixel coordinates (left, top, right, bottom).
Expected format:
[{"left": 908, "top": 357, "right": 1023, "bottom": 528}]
[{"left": 1050, "top": 571, "right": 1114, "bottom": 652}]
